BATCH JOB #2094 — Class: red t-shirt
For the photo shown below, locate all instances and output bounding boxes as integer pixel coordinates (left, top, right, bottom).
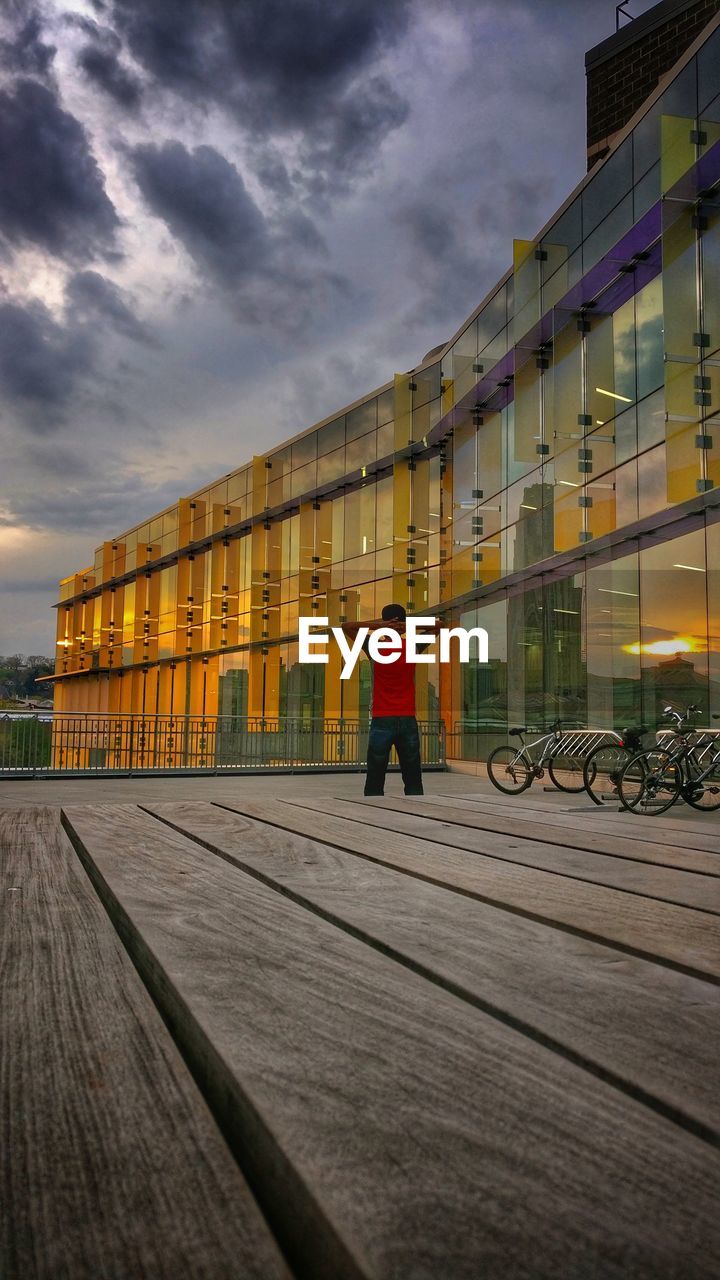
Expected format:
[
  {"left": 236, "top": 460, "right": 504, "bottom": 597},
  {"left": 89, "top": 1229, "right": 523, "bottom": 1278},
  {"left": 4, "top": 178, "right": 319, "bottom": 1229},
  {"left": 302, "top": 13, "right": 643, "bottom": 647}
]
[{"left": 370, "top": 643, "right": 416, "bottom": 717}]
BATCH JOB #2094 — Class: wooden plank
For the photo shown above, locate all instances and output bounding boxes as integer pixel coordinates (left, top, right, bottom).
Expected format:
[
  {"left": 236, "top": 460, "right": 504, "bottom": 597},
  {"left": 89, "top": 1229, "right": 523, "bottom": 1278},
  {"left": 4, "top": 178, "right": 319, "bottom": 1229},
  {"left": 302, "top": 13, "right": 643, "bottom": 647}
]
[
  {"left": 0, "top": 808, "right": 289, "bottom": 1280},
  {"left": 63, "top": 804, "right": 720, "bottom": 1280},
  {"left": 400, "top": 793, "right": 720, "bottom": 865},
  {"left": 302, "top": 799, "right": 720, "bottom": 912},
  {"left": 145, "top": 798, "right": 720, "bottom": 1139},
  {"left": 441, "top": 787, "right": 720, "bottom": 837},
  {"left": 226, "top": 795, "right": 720, "bottom": 980},
  {"left": 347, "top": 792, "right": 720, "bottom": 876},
  {"left": 438, "top": 791, "right": 720, "bottom": 855},
  {"left": 421, "top": 798, "right": 720, "bottom": 880}
]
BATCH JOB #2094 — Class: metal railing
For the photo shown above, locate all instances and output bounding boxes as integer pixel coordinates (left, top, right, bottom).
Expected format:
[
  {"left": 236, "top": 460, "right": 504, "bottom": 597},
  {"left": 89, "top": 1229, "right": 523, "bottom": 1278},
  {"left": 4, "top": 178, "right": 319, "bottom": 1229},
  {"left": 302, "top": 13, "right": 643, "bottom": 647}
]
[{"left": 0, "top": 713, "right": 446, "bottom": 778}]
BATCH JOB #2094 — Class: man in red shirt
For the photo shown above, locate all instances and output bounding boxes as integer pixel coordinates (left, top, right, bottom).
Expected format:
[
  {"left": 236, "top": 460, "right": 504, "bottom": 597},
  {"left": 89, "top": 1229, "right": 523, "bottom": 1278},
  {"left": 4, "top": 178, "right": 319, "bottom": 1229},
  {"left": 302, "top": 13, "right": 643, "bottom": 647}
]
[{"left": 343, "top": 604, "right": 439, "bottom": 797}]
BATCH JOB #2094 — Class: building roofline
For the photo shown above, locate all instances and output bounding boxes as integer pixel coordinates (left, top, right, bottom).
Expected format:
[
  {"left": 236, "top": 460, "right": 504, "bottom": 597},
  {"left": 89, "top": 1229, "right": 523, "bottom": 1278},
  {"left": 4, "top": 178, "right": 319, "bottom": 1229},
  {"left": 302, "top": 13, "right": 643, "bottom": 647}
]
[
  {"left": 438, "top": 4, "right": 720, "bottom": 362},
  {"left": 585, "top": 0, "right": 712, "bottom": 71}
]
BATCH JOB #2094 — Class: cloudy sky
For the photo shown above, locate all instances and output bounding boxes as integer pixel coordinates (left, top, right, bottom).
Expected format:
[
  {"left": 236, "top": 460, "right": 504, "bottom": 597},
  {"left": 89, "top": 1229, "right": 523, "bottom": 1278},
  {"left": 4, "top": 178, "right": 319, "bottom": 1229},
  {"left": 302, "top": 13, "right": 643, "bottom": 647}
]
[{"left": 0, "top": 0, "right": 659, "bottom": 656}]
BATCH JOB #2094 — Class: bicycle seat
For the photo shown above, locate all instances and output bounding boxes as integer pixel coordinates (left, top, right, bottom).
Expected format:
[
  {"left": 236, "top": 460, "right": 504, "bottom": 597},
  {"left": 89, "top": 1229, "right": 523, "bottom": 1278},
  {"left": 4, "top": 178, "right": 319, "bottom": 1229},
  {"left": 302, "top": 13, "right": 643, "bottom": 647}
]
[
  {"left": 622, "top": 728, "right": 641, "bottom": 744},
  {"left": 509, "top": 726, "right": 527, "bottom": 737}
]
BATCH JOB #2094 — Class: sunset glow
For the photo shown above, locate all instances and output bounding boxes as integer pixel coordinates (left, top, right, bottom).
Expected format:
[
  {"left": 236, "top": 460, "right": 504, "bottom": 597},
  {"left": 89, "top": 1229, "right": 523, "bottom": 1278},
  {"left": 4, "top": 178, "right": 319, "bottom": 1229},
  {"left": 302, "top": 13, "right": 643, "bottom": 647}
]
[{"left": 622, "top": 637, "right": 705, "bottom": 657}]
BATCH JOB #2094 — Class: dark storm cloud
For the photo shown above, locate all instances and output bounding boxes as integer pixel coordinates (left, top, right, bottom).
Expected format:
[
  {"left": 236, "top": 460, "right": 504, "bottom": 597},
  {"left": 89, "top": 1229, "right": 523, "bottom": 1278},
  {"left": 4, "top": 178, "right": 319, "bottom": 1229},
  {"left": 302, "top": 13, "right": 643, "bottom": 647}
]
[
  {"left": 130, "top": 141, "right": 269, "bottom": 286},
  {"left": 474, "top": 176, "right": 557, "bottom": 238},
  {"left": 395, "top": 162, "right": 558, "bottom": 330},
  {"left": 0, "top": 297, "right": 94, "bottom": 428},
  {"left": 110, "top": 0, "right": 409, "bottom": 121},
  {"left": 0, "top": 7, "right": 56, "bottom": 78},
  {"left": 296, "top": 74, "right": 408, "bottom": 198},
  {"left": 400, "top": 202, "right": 454, "bottom": 261},
  {"left": 77, "top": 23, "right": 143, "bottom": 111},
  {"left": 66, "top": 270, "right": 156, "bottom": 346},
  {"left": 128, "top": 139, "right": 349, "bottom": 326},
  {"left": 107, "top": 0, "right": 411, "bottom": 189},
  {"left": 251, "top": 147, "right": 293, "bottom": 199},
  {"left": 396, "top": 199, "right": 486, "bottom": 327},
  {"left": 277, "top": 208, "right": 326, "bottom": 255},
  {"left": 2, "top": 470, "right": 183, "bottom": 533},
  {"left": 0, "top": 78, "right": 119, "bottom": 262},
  {"left": 0, "top": 271, "right": 155, "bottom": 432},
  {"left": 4, "top": 576, "right": 64, "bottom": 593}
]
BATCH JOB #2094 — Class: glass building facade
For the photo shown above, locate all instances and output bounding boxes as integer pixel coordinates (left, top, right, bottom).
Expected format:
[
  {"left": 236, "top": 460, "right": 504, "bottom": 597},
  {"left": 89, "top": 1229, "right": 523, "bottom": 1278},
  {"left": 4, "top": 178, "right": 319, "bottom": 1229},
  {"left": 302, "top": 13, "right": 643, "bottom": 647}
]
[{"left": 52, "top": 18, "right": 720, "bottom": 758}]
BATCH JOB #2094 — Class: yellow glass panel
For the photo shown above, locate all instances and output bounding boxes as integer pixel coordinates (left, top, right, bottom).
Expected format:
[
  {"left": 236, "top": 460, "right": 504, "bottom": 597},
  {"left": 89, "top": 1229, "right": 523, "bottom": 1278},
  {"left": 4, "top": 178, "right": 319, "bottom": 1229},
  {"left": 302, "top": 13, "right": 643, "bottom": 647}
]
[
  {"left": 665, "top": 359, "right": 697, "bottom": 420},
  {"left": 706, "top": 414, "right": 720, "bottom": 489},
  {"left": 513, "top": 239, "right": 540, "bottom": 342},
  {"left": 548, "top": 318, "right": 582, "bottom": 445},
  {"left": 394, "top": 373, "right": 413, "bottom": 450},
  {"left": 392, "top": 458, "right": 412, "bottom": 598},
  {"left": 586, "top": 481, "right": 616, "bottom": 540},
  {"left": 540, "top": 240, "right": 570, "bottom": 312},
  {"left": 666, "top": 420, "right": 701, "bottom": 504},
  {"left": 552, "top": 485, "right": 581, "bottom": 554},
  {"left": 663, "top": 210, "right": 699, "bottom": 360},
  {"left": 477, "top": 411, "right": 502, "bottom": 499},
  {"left": 514, "top": 354, "right": 542, "bottom": 465},
  {"left": 587, "top": 312, "right": 619, "bottom": 425},
  {"left": 661, "top": 115, "right": 696, "bottom": 192},
  {"left": 702, "top": 202, "right": 720, "bottom": 356},
  {"left": 476, "top": 535, "right": 501, "bottom": 587},
  {"left": 252, "top": 455, "right": 268, "bottom": 516}
]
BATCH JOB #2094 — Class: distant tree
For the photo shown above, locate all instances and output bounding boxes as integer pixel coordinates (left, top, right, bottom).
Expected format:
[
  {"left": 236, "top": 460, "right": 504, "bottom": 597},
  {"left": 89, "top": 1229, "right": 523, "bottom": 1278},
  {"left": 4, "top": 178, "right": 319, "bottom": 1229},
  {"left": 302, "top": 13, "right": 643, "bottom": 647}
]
[{"left": 0, "top": 655, "right": 54, "bottom": 700}]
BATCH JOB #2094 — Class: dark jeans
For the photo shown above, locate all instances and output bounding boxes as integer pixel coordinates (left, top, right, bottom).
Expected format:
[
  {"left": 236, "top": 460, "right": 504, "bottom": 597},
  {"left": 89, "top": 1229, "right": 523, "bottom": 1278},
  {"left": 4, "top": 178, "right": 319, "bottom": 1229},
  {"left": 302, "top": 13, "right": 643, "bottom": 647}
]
[{"left": 364, "top": 715, "right": 423, "bottom": 796}]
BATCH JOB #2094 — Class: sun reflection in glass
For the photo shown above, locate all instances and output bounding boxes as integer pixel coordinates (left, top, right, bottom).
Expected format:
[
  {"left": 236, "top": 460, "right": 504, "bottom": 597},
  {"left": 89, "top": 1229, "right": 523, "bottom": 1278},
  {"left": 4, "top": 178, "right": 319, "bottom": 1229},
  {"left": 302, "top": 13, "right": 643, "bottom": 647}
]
[{"left": 622, "top": 636, "right": 705, "bottom": 656}]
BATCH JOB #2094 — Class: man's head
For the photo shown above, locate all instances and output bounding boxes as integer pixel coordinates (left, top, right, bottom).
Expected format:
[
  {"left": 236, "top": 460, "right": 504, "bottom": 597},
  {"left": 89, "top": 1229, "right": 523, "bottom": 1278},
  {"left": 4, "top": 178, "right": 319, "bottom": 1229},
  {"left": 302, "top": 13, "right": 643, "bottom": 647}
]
[{"left": 382, "top": 603, "right": 406, "bottom": 624}]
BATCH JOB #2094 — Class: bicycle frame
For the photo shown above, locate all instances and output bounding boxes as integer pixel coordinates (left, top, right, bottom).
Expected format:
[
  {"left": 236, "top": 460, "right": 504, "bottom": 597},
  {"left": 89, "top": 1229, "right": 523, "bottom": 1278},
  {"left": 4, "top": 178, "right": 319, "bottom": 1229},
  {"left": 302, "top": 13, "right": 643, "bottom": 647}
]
[
  {"left": 619, "top": 705, "right": 713, "bottom": 813},
  {"left": 670, "top": 734, "right": 720, "bottom": 794},
  {"left": 507, "top": 723, "right": 563, "bottom": 777}
]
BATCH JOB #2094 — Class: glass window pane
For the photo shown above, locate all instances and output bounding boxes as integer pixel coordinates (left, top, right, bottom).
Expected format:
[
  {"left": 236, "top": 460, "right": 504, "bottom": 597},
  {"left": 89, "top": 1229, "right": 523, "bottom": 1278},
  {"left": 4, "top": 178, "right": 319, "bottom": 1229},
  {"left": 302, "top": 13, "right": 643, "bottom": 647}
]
[
  {"left": 586, "top": 549, "right": 641, "bottom": 727},
  {"left": 582, "top": 139, "right": 632, "bottom": 237},
  {"left": 635, "top": 276, "right": 664, "bottom": 401},
  {"left": 640, "top": 529, "right": 708, "bottom": 721},
  {"left": 698, "top": 28, "right": 720, "bottom": 113},
  {"left": 476, "top": 287, "right": 507, "bottom": 352},
  {"left": 377, "top": 388, "right": 394, "bottom": 425},
  {"left": 346, "top": 399, "right": 377, "bottom": 441},
  {"left": 291, "top": 433, "right": 316, "bottom": 469},
  {"left": 633, "top": 101, "right": 661, "bottom": 183},
  {"left": 582, "top": 193, "right": 633, "bottom": 273},
  {"left": 317, "top": 417, "right": 345, "bottom": 455}
]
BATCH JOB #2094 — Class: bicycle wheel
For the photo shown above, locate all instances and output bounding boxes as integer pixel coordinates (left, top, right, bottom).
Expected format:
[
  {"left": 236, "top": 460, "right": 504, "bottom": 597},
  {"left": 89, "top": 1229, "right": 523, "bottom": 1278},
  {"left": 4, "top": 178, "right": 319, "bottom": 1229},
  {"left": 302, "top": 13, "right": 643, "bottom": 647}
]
[
  {"left": 683, "top": 760, "right": 720, "bottom": 811},
  {"left": 582, "top": 743, "right": 632, "bottom": 806},
  {"left": 547, "top": 754, "right": 587, "bottom": 793},
  {"left": 618, "top": 750, "right": 681, "bottom": 816},
  {"left": 487, "top": 745, "right": 532, "bottom": 794}
]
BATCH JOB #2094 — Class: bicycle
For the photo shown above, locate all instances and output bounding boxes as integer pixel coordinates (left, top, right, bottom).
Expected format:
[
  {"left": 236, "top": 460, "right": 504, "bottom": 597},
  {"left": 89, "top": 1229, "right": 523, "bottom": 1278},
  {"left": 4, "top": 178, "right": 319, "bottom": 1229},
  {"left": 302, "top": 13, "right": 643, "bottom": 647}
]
[
  {"left": 487, "top": 720, "right": 586, "bottom": 795},
  {"left": 617, "top": 705, "right": 720, "bottom": 815},
  {"left": 582, "top": 725, "right": 647, "bottom": 806}
]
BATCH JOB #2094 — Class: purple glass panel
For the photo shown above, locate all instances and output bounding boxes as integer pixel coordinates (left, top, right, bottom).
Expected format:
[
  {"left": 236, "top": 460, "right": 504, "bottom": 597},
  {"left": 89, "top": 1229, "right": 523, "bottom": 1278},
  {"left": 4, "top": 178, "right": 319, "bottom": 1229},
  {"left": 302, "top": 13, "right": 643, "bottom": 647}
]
[{"left": 427, "top": 141, "right": 720, "bottom": 449}]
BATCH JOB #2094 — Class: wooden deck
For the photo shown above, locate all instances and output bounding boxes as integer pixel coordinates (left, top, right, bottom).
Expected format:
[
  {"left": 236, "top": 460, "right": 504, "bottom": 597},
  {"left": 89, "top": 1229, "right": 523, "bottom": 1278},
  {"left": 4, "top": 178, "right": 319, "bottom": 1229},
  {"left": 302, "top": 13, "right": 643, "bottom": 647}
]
[{"left": 2, "top": 782, "right": 720, "bottom": 1278}]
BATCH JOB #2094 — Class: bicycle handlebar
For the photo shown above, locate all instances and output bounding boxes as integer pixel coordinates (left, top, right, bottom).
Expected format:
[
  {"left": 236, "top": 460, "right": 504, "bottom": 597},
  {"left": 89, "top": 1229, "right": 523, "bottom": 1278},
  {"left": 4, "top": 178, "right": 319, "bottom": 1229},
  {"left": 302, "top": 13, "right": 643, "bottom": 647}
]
[{"left": 661, "top": 704, "right": 702, "bottom": 726}]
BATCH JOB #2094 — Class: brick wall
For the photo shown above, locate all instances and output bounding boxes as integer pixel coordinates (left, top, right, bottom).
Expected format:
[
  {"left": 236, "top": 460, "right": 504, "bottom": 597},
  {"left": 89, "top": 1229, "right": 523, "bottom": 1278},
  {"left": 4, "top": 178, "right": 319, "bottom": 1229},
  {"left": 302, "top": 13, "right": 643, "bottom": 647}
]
[{"left": 586, "top": 0, "right": 720, "bottom": 164}]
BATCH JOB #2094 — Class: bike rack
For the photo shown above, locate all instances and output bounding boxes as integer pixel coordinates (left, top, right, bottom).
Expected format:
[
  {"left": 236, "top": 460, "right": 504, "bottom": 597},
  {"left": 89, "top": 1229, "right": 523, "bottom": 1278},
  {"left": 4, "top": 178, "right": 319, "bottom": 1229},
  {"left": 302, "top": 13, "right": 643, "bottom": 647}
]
[{"left": 541, "top": 728, "right": 624, "bottom": 790}]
